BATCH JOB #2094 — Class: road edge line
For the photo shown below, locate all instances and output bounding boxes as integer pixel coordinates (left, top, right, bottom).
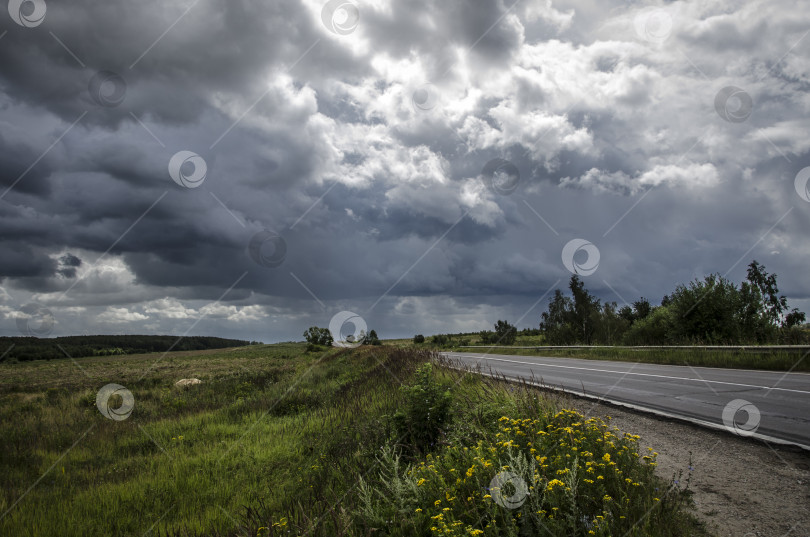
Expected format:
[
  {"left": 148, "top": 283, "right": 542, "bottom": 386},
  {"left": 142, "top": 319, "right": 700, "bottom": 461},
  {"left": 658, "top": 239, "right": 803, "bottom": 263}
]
[{"left": 443, "top": 364, "right": 810, "bottom": 453}]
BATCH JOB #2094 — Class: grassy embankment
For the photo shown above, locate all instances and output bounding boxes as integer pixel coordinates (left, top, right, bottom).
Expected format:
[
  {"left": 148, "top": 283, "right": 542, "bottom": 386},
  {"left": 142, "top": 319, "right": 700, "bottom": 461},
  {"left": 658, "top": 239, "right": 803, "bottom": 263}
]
[{"left": 1, "top": 344, "right": 709, "bottom": 536}]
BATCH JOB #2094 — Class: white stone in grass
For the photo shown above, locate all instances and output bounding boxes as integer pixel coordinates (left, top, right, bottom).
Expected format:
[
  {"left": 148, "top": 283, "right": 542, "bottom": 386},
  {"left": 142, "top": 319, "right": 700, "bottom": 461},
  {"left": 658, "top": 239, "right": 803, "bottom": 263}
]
[{"left": 175, "top": 378, "right": 202, "bottom": 388}]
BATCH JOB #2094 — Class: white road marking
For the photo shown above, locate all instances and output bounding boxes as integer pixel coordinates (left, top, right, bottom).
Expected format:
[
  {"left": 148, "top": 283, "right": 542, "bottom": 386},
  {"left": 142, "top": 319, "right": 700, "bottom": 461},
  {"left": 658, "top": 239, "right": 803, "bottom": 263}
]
[
  {"left": 458, "top": 367, "right": 810, "bottom": 452},
  {"left": 447, "top": 354, "right": 810, "bottom": 395}
]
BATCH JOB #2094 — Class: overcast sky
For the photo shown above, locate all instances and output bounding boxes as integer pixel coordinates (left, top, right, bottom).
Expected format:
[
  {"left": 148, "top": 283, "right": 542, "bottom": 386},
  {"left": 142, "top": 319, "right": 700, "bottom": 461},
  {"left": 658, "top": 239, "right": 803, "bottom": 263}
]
[{"left": 1, "top": 0, "right": 808, "bottom": 342}]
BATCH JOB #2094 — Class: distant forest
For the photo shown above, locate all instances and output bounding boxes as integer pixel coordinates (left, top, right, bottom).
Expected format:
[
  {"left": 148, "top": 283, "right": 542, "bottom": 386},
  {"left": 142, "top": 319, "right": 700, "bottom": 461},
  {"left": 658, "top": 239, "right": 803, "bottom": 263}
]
[{"left": 0, "top": 335, "right": 256, "bottom": 363}]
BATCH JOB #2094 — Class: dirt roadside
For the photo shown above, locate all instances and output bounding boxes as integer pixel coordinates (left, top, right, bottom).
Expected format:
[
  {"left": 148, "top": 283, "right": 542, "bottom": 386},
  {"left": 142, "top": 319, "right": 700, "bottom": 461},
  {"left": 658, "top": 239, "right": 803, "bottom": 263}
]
[{"left": 555, "top": 393, "right": 810, "bottom": 537}]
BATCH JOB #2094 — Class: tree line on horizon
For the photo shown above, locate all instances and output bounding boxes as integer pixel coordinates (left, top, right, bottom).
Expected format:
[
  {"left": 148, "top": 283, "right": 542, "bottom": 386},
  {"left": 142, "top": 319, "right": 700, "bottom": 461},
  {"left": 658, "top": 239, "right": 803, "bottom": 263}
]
[
  {"left": 0, "top": 335, "right": 256, "bottom": 363},
  {"left": 302, "top": 326, "right": 381, "bottom": 348},
  {"left": 418, "top": 260, "right": 807, "bottom": 347},
  {"left": 541, "top": 260, "right": 806, "bottom": 345},
  {"left": 415, "top": 324, "right": 539, "bottom": 347}
]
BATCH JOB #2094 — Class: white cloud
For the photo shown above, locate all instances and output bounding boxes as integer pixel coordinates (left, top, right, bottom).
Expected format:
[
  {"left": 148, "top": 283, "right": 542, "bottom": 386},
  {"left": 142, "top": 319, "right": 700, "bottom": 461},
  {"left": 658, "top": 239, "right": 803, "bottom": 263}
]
[
  {"left": 199, "top": 303, "right": 267, "bottom": 321},
  {"left": 561, "top": 162, "right": 720, "bottom": 193},
  {"left": 144, "top": 298, "right": 197, "bottom": 319},
  {"left": 97, "top": 307, "right": 149, "bottom": 324}
]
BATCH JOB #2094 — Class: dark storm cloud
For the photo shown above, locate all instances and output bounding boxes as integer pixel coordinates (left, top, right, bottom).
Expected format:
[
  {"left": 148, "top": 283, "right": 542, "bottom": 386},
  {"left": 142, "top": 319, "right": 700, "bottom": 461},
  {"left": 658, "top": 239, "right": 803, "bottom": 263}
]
[
  {"left": 0, "top": 0, "right": 808, "bottom": 341},
  {"left": 0, "top": 245, "right": 56, "bottom": 280},
  {"left": 56, "top": 253, "right": 81, "bottom": 278},
  {"left": 0, "top": 0, "right": 364, "bottom": 128},
  {"left": 0, "top": 132, "right": 55, "bottom": 197}
]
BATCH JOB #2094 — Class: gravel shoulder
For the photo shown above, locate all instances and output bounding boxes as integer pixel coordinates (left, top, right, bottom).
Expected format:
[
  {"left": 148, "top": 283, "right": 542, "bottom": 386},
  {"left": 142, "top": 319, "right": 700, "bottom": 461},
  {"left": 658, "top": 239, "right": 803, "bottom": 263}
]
[{"left": 555, "top": 392, "right": 810, "bottom": 537}]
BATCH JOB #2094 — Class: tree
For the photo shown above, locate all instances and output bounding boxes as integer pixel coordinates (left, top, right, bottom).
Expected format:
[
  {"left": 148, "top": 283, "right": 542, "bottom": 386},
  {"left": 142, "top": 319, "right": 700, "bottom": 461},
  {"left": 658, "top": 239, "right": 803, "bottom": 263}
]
[
  {"left": 535, "top": 261, "right": 806, "bottom": 346},
  {"left": 431, "top": 334, "right": 450, "bottom": 347},
  {"left": 478, "top": 330, "right": 495, "bottom": 344},
  {"left": 618, "top": 305, "right": 635, "bottom": 323},
  {"left": 737, "top": 261, "right": 808, "bottom": 341},
  {"left": 632, "top": 298, "right": 653, "bottom": 320},
  {"left": 782, "top": 308, "right": 808, "bottom": 344},
  {"left": 363, "top": 329, "right": 381, "bottom": 345},
  {"left": 622, "top": 306, "right": 674, "bottom": 345},
  {"left": 413, "top": 334, "right": 425, "bottom": 344},
  {"left": 303, "top": 327, "right": 333, "bottom": 346},
  {"left": 746, "top": 261, "right": 788, "bottom": 325},
  {"left": 666, "top": 274, "right": 742, "bottom": 344},
  {"left": 595, "top": 302, "right": 630, "bottom": 345},
  {"left": 569, "top": 275, "right": 601, "bottom": 344},
  {"left": 784, "top": 309, "right": 806, "bottom": 329},
  {"left": 540, "top": 289, "right": 576, "bottom": 344},
  {"left": 539, "top": 278, "right": 602, "bottom": 344},
  {"left": 493, "top": 320, "right": 517, "bottom": 345}
]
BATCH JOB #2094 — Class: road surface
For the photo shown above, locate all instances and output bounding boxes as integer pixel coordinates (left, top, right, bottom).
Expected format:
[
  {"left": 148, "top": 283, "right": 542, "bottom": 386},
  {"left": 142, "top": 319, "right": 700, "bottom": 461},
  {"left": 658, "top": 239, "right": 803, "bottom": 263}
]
[{"left": 441, "top": 351, "right": 810, "bottom": 450}]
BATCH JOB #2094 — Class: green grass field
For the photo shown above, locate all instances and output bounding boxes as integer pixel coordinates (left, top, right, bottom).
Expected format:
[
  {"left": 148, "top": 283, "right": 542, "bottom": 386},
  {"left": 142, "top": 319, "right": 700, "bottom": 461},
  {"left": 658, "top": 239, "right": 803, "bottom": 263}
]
[{"left": 1, "top": 344, "right": 710, "bottom": 536}]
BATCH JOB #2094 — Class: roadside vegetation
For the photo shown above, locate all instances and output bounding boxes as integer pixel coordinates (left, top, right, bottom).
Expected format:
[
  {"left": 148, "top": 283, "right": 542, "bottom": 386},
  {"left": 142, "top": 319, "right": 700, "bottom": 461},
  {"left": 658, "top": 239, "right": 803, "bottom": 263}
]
[
  {"left": 409, "top": 261, "right": 808, "bottom": 350},
  {"left": 536, "top": 261, "right": 805, "bottom": 346},
  {"left": 398, "top": 260, "right": 809, "bottom": 371},
  {"left": 0, "top": 344, "right": 708, "bottom": 536},
  {"left": 353, "top": 360, "right": 704, "bottom": 537}
]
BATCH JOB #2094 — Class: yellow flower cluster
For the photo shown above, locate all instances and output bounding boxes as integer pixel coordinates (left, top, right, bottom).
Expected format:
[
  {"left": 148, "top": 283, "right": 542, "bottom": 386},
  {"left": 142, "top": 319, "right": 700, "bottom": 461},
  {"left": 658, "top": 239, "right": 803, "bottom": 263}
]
[{"left": 403, "top": 408, "right": 659, "bottom": 535}]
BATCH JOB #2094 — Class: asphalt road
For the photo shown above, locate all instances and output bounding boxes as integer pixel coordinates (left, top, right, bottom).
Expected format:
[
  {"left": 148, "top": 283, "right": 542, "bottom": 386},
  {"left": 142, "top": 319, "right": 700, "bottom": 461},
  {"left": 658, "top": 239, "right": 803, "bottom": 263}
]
[{"left": 441, "top": 351, "right": 810, "bottom": 450}]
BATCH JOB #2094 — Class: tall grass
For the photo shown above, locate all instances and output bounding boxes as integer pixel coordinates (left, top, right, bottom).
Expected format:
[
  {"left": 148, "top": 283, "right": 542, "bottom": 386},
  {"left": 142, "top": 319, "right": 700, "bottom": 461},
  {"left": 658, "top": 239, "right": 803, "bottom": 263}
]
[
  {"left": 0, "top": 345, "right": 708, "bottom": 536},
  {"left": 0, "top": 344, "right": 427, "bottom": 536}
]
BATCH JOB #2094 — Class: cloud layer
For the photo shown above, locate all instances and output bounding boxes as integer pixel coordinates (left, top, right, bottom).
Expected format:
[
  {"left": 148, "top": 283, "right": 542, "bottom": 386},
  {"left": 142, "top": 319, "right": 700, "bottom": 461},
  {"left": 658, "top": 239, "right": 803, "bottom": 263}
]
[{"left": 1, "top": 0, "right": 809, "bottom": 341}]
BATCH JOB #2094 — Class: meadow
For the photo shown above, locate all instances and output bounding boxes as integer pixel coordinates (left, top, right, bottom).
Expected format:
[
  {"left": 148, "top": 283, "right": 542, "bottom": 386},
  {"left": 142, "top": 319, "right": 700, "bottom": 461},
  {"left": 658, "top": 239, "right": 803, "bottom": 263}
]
[{"left": 0, "top": 344, "right": 709, "bottom": 536}]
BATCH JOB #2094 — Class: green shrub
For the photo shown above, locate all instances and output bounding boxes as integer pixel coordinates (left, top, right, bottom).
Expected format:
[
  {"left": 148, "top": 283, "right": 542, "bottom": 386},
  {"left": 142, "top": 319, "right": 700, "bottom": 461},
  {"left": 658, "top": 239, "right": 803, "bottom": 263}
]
[
  {"left": 392, "top": 363, "right": 452, "bottom": 454},
  {"left": 303, "top": 327, "right": 333, "bottom": 346},
  {"left": 622, "top": 307, "right": 674, "bottom": 345},
  {"left": 358, "top": 409, "right": 690, "bottom": 537},
  {"left": 494, "top": 320, "right": 517, "bottom": 345},
  {"left": 364, "top": 329, "right": 382, "bottom": 345},
  {"left": 413, "top": 334, "right": 425, "bottom": 344},
  {"left": 431, "top": 334, "right": 450, "bottom": 347}
]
